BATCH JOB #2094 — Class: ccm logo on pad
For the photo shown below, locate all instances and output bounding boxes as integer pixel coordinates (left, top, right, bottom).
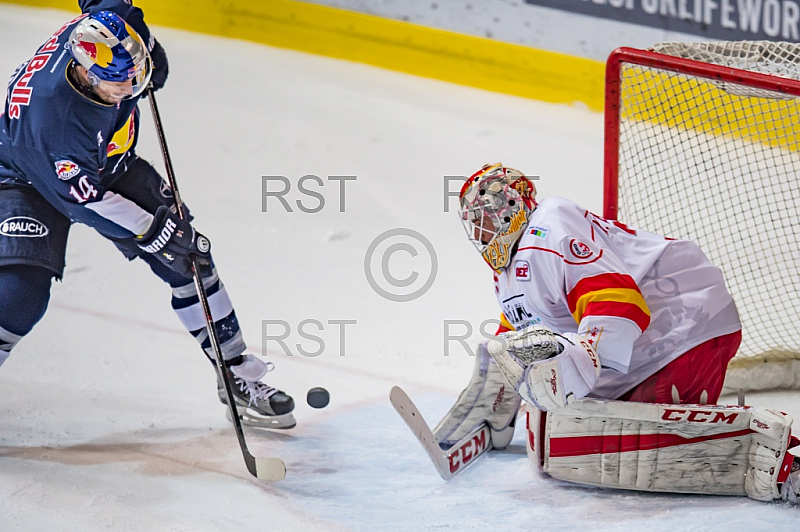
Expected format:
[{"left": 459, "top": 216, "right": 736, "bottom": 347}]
[{"left": 661, "top": 408, "right": 739, "bottom": 424}]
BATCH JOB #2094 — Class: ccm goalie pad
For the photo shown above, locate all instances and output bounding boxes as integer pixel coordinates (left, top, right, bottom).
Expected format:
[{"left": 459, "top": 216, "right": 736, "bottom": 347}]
[
  {"left": 523, "top": 400, "right": 798, "bottom": 502},
  {"left": 433, "top": 341, "right": 521, "bottom": 449},
  {"left": 390, "top": 342, "right": 522, "bottom": 479}
]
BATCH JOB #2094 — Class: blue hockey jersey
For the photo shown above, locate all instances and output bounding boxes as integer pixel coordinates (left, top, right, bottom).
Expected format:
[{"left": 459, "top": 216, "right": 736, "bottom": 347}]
[{"left": 0, "top": 1, "right": 157, "bottom": 239}]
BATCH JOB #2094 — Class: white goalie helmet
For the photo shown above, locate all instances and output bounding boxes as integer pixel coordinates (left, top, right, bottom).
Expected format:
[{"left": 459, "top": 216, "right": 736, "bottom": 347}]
[{"left": 459, "top": 163, "right": 537, "bottom": 271}]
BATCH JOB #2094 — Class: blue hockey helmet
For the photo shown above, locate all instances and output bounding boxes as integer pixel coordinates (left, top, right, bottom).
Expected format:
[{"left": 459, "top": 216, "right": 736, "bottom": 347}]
[{"left": 68, "top": 11, "right": 152, "bottom": 98}]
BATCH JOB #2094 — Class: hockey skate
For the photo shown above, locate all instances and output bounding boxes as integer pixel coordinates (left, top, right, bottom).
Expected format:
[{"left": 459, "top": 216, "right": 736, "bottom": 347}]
[{"left": 217, "top": 356, "right": 296, "bottom": 430}]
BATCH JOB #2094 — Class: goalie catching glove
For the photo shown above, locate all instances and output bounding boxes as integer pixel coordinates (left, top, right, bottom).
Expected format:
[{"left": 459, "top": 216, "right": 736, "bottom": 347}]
[
  {"left": 487, "top": 325, "right": 601, "bottom": 411},
  {"left": 136, "top": 205, "right": 211, "bottom": 277}
]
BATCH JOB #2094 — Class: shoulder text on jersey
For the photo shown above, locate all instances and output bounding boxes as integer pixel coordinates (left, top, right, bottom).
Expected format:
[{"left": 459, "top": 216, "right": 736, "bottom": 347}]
[{"left": 8, "top": 13, "right": 87, "bottom": 119}]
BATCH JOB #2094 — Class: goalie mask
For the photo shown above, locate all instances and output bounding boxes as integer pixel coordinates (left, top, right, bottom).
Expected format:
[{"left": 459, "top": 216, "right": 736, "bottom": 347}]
[
  {"left": 459, "top": 163, "right": 537, "bottom": 271},
  {"left": 68, "top": 11, "right": 152, "bottom": 99}
]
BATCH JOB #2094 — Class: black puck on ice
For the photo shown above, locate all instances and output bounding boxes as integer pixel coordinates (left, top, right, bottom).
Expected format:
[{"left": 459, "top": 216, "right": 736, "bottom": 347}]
[{"left": 306, "top": 387, "right": 330, "bottom": 409}]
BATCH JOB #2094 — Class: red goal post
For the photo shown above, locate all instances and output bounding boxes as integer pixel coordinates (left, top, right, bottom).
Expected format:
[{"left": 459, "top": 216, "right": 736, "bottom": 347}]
[{"left": 602, "top": 43, "right": 800, "bottom": 392}]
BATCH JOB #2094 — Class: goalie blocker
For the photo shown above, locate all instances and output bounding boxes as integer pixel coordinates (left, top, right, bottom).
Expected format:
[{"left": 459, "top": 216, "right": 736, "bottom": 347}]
[{"left": 523, "top": 399, "right": 800, "bottom": 502}]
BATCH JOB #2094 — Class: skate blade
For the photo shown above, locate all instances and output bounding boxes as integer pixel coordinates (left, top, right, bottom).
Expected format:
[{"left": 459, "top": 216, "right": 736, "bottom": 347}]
[{"left": 226, "top": 407, "right": 297, "bottom": 430}]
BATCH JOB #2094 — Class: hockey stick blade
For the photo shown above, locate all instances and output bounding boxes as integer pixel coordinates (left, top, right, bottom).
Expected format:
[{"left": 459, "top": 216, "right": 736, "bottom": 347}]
[
  {"left": 251, "top": 455, "right": 287, "bottom": 481},
  {"left": 390, "top": 386, "right": 492, "bottom": 480}
]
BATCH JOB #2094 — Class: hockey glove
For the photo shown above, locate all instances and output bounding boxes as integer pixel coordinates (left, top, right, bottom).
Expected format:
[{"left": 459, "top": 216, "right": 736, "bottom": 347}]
[
  {"left": 487, "top": 325, "right": 601, "bottom": 411},
  {"left": 149, "top": 39, "right": 169, "bottom": 92},
  {"left": 136, "top": 205, "right": 211, "bottom": 277}
]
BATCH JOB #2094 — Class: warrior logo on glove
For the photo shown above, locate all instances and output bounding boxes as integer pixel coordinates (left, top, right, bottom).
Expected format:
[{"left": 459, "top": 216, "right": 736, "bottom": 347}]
[
  {"left": 136, "top": 205, "right": 211, "bottom": 277},
  {"left": 139, "top": 217, "right": 177, "bottom": 254}
]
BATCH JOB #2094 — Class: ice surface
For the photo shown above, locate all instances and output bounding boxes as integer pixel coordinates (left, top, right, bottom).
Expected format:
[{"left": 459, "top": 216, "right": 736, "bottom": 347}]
[{"left": 0, "top": 5, "right": 798, "bottom": 531}]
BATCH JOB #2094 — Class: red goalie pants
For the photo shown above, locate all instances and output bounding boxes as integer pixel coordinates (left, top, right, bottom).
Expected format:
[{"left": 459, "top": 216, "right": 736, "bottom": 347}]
[{"left": 617, "top": 330, "right": 742, "bottom": 405}]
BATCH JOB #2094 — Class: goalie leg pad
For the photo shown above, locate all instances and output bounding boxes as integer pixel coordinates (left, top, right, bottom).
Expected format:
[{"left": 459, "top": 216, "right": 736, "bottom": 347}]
[
  {"left": 433, "top": 342, "right": 521, "bottom": 449},
  {"left": 523, "top": 399, "right": 794, "bottom": 501}
]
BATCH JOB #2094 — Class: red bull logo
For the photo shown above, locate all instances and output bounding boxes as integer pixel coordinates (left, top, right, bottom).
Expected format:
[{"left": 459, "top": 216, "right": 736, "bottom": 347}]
[
  {"left": 107, "top": 111, "right": 136, "bottom": 156},
  {"left": 77, "top": 40, "right": 113, "bottom": 68},
  {"left": 77, "top": 40, "right": 96, "bottom": 59}
]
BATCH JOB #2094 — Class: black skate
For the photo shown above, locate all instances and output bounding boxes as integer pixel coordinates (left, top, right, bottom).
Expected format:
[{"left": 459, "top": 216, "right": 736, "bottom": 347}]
[{"left": 217, "top": 365, "right": 296, "bottom": 430}]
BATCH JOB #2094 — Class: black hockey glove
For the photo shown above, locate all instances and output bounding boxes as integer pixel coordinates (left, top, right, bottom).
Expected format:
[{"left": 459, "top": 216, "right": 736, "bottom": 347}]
[
  {"left": 136, "top": 205, "right": 211, "bottom": 277},
  {"left": 149, "top": 39, "right": 169, "bottom": 92}
]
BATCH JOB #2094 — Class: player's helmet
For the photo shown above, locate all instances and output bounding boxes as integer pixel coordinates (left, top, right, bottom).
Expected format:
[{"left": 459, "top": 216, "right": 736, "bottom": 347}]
[
  {"left": 68, "top": 11, "right": 152, "bottom": 98},
  {"left": 459, "top": 163, "right": 537, "bottom": 271}
]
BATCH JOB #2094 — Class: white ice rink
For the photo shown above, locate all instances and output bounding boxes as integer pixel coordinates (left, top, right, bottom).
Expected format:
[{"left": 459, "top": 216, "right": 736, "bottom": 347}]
[{"left": 1, "top": 5, "right": 799, "bottom": 531}]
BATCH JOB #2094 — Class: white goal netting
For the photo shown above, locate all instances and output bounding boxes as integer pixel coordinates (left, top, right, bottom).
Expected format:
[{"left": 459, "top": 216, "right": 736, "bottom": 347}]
[{"left": 609, "top": 41, "right": 800, "bottom": 391}]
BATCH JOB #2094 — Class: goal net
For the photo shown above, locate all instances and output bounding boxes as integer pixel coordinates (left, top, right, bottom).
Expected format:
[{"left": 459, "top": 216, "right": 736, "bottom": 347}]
[{"left": 603, "top": 42, "right": 800, "bottom": 393}]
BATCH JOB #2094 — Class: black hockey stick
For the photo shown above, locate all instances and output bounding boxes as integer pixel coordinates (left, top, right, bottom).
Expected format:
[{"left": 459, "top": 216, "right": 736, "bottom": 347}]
[{"left": 146, "top": 87, "right": 285, "bottom": 481}]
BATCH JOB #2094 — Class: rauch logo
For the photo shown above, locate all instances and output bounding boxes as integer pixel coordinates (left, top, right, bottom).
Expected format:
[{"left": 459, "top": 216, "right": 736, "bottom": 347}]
[{"left": 0, "top": 217, "right": 49, "bottom": 237}]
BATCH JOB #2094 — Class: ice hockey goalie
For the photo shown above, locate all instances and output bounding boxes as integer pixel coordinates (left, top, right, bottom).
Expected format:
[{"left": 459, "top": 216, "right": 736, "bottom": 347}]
[{"left": 441, "top": 163, "right": 800, "bottom": 502}]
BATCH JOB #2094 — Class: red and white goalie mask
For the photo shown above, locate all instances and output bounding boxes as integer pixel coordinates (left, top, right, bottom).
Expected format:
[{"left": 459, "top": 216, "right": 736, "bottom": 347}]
[{"left": 459, "top": 163, "right": 537, "bottom": 271}]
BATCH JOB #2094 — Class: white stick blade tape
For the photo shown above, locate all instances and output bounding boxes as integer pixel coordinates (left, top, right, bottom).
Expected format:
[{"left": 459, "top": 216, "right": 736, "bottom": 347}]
[{"left": 256, "top": 457, "right": 287, "bottom": 481}]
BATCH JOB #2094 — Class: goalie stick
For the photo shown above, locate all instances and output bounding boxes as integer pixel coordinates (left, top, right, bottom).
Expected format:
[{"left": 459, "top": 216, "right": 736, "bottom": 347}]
[
  {"left": 147, "top": 87, "right": 285, "bottom": 482},
  {"left": 390, "top": 386, "right": 495, "bottom": 480}
]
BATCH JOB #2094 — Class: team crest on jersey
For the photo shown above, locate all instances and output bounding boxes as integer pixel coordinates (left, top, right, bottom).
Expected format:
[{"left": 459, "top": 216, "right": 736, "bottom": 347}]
[
  {"left": 514, "top": 260, "right": 531, "bottom": 281},
  {"left": 569, "top": 239, "right": 593, "bottom": 259},
  {"left": 54, "top": 160, "right": 80, "bottom": 180},
  {"left": 529, "top": 226, "right": 548, "bottom": 239}
]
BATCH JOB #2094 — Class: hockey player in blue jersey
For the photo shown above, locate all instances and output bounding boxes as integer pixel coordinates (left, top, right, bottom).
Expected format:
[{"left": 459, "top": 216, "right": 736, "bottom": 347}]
[{"left": 0, "top": 1, "right": 296, "bottom": 429}]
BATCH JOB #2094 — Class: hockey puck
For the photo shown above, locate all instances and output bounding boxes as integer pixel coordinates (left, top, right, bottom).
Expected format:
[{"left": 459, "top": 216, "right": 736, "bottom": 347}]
[{"left": 306, "top": 387, "right": 330, "bottom": 409}]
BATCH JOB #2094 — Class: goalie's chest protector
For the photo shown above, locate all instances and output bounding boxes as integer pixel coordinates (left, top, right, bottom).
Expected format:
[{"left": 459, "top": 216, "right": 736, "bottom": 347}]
[
  {"left": 494, "top": 251, "right": 576, "bottom": 334},
  {"left": 494, "top": 197, "right": 741, "bottom": 398},
  {"left": 493, "top": 196, "right": 659, "bottom": 335}
]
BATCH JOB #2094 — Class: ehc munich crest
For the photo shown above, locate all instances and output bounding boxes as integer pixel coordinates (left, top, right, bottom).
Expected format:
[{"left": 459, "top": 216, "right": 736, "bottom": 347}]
[{"left": 54, "top": 160, "right": 80, "bottom": 180}]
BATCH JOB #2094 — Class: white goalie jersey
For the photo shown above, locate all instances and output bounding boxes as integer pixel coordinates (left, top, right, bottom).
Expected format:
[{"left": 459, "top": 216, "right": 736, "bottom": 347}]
[{"left": 493, "top": 196, "right": 742, "bottom": 399}]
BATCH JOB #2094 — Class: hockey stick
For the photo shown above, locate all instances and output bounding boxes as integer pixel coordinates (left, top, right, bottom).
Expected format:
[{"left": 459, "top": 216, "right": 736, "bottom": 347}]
[
  {"left": 390, "top": 386, "right": 494, "bottom": 480},
  {"left": 146, "top": 87, "right": 285, "bottom": 481}
]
